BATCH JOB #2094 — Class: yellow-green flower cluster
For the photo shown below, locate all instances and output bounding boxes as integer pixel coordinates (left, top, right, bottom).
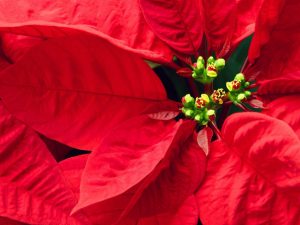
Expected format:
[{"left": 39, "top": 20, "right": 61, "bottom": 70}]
[{"left": 192, "top": 56, "right": 225, "bottom": 84}]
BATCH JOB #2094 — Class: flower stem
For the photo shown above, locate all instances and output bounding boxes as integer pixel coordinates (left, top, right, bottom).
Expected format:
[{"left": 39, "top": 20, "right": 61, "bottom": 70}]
[
  {"left": 204, "top": 82, "right": 213, "bottom": 95},
  {"left": 241, "top": 56, "right": 249, "bottom": 73},
  {"left": 236, "top": 103, "right": 250, "bottom": 112},
  {"left": 209, "top": 121, "right": 222, "bottom": 140}
]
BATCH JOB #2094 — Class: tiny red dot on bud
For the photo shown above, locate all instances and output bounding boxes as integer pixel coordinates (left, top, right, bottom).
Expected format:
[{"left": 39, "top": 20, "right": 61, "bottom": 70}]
[
  {"left": 207, "top": 65, "right": 217, "bottom": 72},
  {"left": 232, "top": 80, "right": 241, "bottom": 90},
  {"left": 193, "top": 63, "right": 197, "bottom": 68},
  {"left": 209, "top": 114, "right": 216, "bottom": 121},
  {"left": 181, "top": 97, "right": 186, "bottom": 104}
]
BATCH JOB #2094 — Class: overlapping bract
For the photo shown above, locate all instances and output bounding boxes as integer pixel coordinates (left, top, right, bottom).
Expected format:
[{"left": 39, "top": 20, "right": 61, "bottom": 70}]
[
  {"left": 0, "top": 0, "right": 173, "bottom": 62},
  {"left": 0, "top": 32, "right": 177, "bottom": 150},
  {"left": 200, "top": 0, "right": 263, "bottom": 56},
  {"left": 0, "top": 102, "right": 88, "bottom": 225},
  {"left": 196, "top": 0, "right": 300, "bottom": 224},
  {"left": 73, "top": 116, "right": 206, "bottom": 224},
  {"left": 197, "top": 113, "right": 300, "bottom": 225},
  {"left": 0, "top": 0, "right": 300, "bottom": 224}
]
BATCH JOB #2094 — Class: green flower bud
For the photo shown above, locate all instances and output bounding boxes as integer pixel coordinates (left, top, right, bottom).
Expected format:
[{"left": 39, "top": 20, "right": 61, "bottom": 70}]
[
  {"left": 181, "top": 94, "right": 195, "bottom": 107},
  {"left": 237, "top": 93, "right": 247, "bottom": 102},
  {"left": 192, "top": 71, "right": 199, "bottom": 79},
  {"left": 234, "top": 73, "right": 245, "bottom": 82},
  {"left": 244, "top": 90, "right": 251, "bottom": 97},
  {"left": 207, "top": 69, "right": 217, "bottom": 78},
  {"left": 182, "top": 108, "right": 194, "bottom": 117},
  {"left": 194, "top": 114, "right": 202, "bottom": 122},
  {"left": 194, "top": 67, "right": 204, "bottom": 76},
  {"left": 214, "top": 58, "right": 225, "bottom": 70},
  {"left": 197, "top": 56, "right": 205, "bottom": 68},
  {"left": 207, "top": 56, "right": 215, "bottom": 64},
  {"left": 226, "top": 82, "right": 233, "bottom": 91}
]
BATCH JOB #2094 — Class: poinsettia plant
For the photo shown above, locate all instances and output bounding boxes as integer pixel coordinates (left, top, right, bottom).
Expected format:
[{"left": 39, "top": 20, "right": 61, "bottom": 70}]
[{"left": 0, "top": 0, "right": 299, "bottom": 224}]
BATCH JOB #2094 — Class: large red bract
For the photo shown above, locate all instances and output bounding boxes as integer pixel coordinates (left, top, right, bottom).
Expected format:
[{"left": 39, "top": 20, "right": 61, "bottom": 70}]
[
  {"left": 0, "top": 0, "right": 300, "bottom": 224},
  {"left": 0, "top": 102, "right": 88, "bottom": 224},
  {"left": 0, "top": 33, "right": 177, "bottom": 150},
  {"left": 196, "top": 113, "right": 300, "bottom": 225}
]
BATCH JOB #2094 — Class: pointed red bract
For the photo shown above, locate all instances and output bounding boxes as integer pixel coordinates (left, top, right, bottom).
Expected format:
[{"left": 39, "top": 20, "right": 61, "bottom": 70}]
[
  {"left": 0, "top": 33, "right": 176, "bottom": 150},
  {"left": 0, "top": 102, "right": 89, "bottom": 225},
  {"left": 197, "top": 127, "right": 213, "bottom": 156},
  {"left": 0, "top": 0, "right": 173, "bottom": 63},
  {"left": 73, "top": 116, "right": 206, "bottom": 224},
  {"left": 148, "top": 111, "right": 180, "bottom": 120},
  {"left": 199, "top": 0, "right": 263, "bottom": 56},
  {"left": 176, "top": 68, "right": 193, "bottom": 78},
  {"left": 197, "top": 113, "right": 300, "bottom": 224},
  {"left": 247, "top": 0, "right": 300, "bottom": 80},
  {"left": 139, "top": 0, "right": 203, "bottom": 55}
]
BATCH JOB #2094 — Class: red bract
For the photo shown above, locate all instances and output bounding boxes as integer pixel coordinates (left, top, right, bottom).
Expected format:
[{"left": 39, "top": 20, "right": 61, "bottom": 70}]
[
  {"left": 0, "top": 32, "right": 177, "bottom": 150},
  {"left": 247, "top": 0, "right": 300, "bottom": 80},
  {"left": 200, "top": 0, "right": 263, "bottom": 56},
  {"left": 0, "top": 0, "right": 173, "bottom": 63},
  {"left": 140, "top": 0, "right": 203, "bottom": 55},
  {"left": 0, "top": 0, "right": 262, "bottom": 64},
  {"left": 0, "top": 0, "right": 299, "bottom": 224},
  {"left": 196, "top": 113, "right": 300, "bottom": 225},
  {"left": 0, "top": 102, "right": 89, "bottom": 224},
  {"left": 72, "top": 116, "right": 206, "bottom": 224},
  {"left": 196, "top": 0, "right": 300, "bottom": 224},
  {"left": 263, "top": 95, "right": 300, "bottom": 139}
]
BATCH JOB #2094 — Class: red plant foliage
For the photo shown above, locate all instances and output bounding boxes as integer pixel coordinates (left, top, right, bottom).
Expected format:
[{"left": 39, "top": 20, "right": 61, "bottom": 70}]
[{"left": 0, "top": 0, "right": 300, "bottom": 224}]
